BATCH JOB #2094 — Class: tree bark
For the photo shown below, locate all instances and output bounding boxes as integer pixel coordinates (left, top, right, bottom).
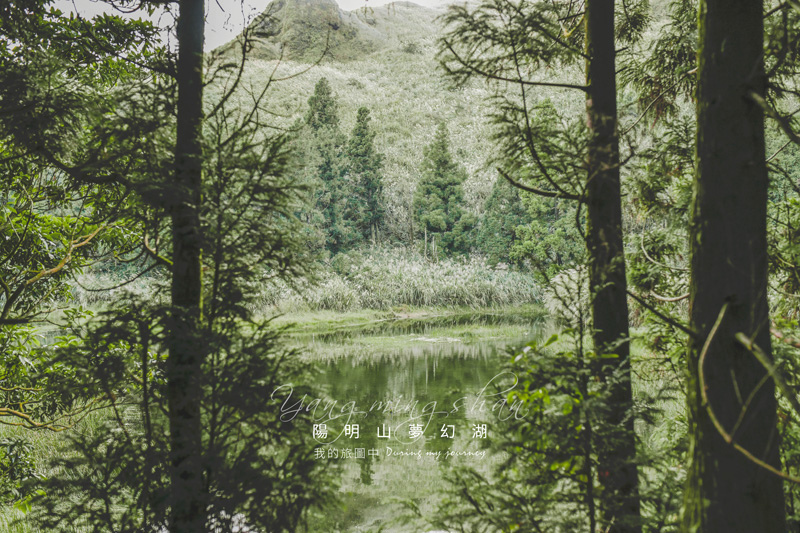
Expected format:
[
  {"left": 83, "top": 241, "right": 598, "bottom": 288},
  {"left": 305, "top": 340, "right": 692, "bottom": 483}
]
[
  {"left": 682, "top": 1, "right": 786, "bottom": 531},
  {"left": 584, "top": 2, "right": 641, "bottom": 531},
  {"left": 167, "top": 0, "right": 206, "bottom": 531}
]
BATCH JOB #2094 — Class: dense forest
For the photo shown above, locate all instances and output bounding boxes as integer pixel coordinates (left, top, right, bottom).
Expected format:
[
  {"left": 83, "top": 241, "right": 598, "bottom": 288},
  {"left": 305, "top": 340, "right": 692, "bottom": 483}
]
[{"left": 2, "top": 0, "right": 800, "bottom": 532}]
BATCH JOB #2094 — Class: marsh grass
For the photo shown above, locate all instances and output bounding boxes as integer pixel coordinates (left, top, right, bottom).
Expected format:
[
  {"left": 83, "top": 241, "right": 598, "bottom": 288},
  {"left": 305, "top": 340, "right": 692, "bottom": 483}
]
[{"left": 255, "top": 248, "right": 542, "bottom": 314}]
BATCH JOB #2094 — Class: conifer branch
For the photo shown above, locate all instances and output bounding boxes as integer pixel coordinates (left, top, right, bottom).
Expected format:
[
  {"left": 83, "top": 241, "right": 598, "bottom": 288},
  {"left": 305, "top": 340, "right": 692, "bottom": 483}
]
[{"left": 497, "top": 168, "right": 581, "bottom": 200}]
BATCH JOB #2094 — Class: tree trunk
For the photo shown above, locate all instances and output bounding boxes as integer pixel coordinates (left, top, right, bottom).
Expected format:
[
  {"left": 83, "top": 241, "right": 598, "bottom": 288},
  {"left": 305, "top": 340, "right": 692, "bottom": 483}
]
[
  {"left": 167, "top": 1, "right": 206, "bottom": 531},
  {"left": 682, "top": 1, "right": 786, "bottom": 531},
  {"left": 584, "top": 2, "right": 641, "bottom": 531}
]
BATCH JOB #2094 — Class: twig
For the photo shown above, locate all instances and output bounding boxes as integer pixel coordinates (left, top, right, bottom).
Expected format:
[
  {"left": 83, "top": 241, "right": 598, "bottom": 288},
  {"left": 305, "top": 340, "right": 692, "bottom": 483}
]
[
  {"left": 622, "top": 68, "right": 697, "bottom": 134},
  {"left": 497, "top": 168, "right": 581, "bottom": 200},
  {"left": 650, "top": 291, "right": 689, "bottom": 302},
  {"left": 626, "top": 290, "right": 695, "bottom": 337},
  {"left": 767, "top": 139, "right": 792, "bottom": 163},
  {"left": 640, "top": 233, "right": 689, "bottom": 272},
  {"left": 698, "top": 304, "right": 800, "bottom": 484}
]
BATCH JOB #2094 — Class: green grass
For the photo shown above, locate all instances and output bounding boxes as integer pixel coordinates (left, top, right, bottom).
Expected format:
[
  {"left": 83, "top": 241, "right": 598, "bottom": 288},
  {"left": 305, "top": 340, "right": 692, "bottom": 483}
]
[
  {"left": 0, "top": 410, "right": 113, "bottom": 533},
  {"left": 271, "top": 303, "right": 544, "bottom": 332},
  {"left": 253, "top": 248, "right": 543, "bottom": 314}
]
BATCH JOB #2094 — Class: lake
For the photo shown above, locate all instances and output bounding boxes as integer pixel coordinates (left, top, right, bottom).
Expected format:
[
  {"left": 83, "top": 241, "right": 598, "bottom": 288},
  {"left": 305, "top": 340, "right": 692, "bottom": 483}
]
[{"left": 293, "top": 311, "right": 545, "bottom": 532}]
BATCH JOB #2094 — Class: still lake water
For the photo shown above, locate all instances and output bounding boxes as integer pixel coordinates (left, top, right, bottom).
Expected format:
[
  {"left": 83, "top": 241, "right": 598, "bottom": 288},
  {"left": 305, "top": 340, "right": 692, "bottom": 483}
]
[{"left": 294, "top": 312, "right": 545, "bottom": 532}]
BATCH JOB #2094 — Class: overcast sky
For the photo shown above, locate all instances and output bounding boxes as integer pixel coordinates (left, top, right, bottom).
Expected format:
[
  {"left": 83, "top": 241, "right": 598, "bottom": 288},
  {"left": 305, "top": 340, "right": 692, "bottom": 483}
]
[{"left": 54, "top": 0, "right": 450, "bottom": 50}]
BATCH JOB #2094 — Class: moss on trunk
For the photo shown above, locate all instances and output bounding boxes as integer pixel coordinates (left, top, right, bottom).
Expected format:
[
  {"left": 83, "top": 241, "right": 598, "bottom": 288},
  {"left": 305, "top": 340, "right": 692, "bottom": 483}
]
[{"left": 682, "top": 1, "right": 786, "bottom": 531}]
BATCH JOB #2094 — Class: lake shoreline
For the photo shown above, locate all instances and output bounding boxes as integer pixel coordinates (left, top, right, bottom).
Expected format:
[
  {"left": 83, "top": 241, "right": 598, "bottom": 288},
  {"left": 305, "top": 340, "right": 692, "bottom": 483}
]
[{"left": 268, "top": 303, "right": 547, "bottom": 337}]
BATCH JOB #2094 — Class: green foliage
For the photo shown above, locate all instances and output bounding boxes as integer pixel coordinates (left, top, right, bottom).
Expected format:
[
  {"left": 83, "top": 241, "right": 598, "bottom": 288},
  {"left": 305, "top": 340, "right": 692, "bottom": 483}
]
[
  {"left": 297, "top": 78, "right": 386, "bottom": 255},
  {"left": 476, "top": 177, "right": 531, "bottom": 266},
  {"left": 415, "top": 329, "right": 685, "bottom": 533},
  {"left": 439, "top": 0, "right": 584, "bottom": 88},
  {"left": 0, "top": 0, "right": 154, "bottom": 435},
  {"left": 622, "top": 115, "right": 692, "bottom": 341},
  {"left": 415, "top": 333, "right": 597, "bottom": 532},
  {"left": 31, "top": 306, "right": 336, "bottom": 532},
  {"left": 295, "top": 81, "right": 388, "bottom": 255},
  {"left": 769, "top": 318, "right": 800, "bottom": 529},
  {"left": 347, "top": 107, "right": 385, "bottom": 242},
  {"left": 0, "top": 161, "right": 113, "bottom": 326},
  {"left": 767, "top": 136, "right": 800, "bottom": 317},
  {"left": 0, "top": 322, "right": 82, "bottom": 430},
  {"left": 0, "top": 0, "right": 162, "bottom": 82},
  {"left": 0, "top": 437, "right": 41, "bottom": 507},
  {"left": 615, "top": 0, "right": 652, "bottom": 45},
  {"left": 0, "top": 5, "right": 337, "bottom": 530},
  {"left": 412, "top": 122, "right": 474, "bottom": 256},
  {"left": 621, "top": 0, "right": 696, "bottom": 123},
  {"left": 510, "top": 195, "right": 583, "bottom": 277},
  {"left": 306, "top": 77, "right": 340, "bottom": 131}
]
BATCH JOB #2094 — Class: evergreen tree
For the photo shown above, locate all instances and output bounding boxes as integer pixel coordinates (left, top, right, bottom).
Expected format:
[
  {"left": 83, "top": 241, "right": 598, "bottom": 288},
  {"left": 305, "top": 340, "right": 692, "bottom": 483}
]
[
  {"left": 583, "top": 3, "right": 642, "bottom": 529},
  {"left": 510, "top": 194, "right": 582, "bottom": 276},
  {"left": 300, "top": 78, "right": 358, "bottom": 255},
  {"left": 168, "top": 2, "right": 206, "bottom": 529},
  {"left": 476, "top": 175, "right": 531, "bottom": 265},
  {"left": 412, "top": 122, "right": 475, "bottom": 256},
  {"left": 347, "top": 107, "right": 385, "bottom": 243},
  {"left": 305, "top": 77, "right": 339, "bottom": 131},
  {"left": 439, "top": 1, "right": 648, "bottom": 529},
  {"left": 682, "top": 1, "right": 786, "bottom": 530}
]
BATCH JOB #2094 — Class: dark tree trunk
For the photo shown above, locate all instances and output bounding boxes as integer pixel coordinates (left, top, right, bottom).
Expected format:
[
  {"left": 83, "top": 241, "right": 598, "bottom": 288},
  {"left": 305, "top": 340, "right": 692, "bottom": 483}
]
[
  {"left": 584, "top": 2, "right": 641, "bottom": 531},
  {"left": 167, "top": 1, "right": 206, "bottom": 531},
  {"left": 682, "top": 1, "right": 786, "bottom": 531}
]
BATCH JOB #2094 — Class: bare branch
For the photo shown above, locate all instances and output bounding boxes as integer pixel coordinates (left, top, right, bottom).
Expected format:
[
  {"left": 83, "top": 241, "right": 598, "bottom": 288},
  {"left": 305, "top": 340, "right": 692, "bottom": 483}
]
[
  {"left": 650, "top": 291, "right": 689, "bottom": 302},
  {"left": 626, "top": 290, "right": 695, "bottom": 337}
]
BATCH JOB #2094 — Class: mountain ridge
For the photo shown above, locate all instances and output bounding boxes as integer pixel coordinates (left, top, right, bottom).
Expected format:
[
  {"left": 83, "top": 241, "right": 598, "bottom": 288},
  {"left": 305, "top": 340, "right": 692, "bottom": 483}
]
[{"left": 239, "top": 0, "right": 444, "bottom": 62}]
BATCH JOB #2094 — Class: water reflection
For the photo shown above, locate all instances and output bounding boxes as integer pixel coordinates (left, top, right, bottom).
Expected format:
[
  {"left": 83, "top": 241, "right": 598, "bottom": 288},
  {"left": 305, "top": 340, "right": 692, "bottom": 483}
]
[{"left": 300, "top": 316, "right": 543, "bottom": 531}]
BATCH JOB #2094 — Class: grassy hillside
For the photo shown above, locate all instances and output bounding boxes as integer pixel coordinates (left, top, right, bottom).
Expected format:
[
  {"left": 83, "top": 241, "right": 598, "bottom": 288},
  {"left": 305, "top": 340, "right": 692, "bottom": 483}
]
[{"left": 213, "top": 0, "right": 584, "bottom": 241}]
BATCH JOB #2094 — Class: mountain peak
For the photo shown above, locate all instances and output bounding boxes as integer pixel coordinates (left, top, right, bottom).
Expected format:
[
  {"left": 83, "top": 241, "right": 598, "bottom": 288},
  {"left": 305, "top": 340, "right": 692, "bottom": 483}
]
[{"left": 238, "top": 0, "right": 441, "bottom": 62}]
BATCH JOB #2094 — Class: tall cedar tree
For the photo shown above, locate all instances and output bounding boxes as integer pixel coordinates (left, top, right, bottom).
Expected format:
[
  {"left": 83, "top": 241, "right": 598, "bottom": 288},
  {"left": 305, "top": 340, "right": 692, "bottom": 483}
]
[
  {"left": 168, "top": 0, "right": 206, "bottom": 530},
  {"left": 584, "top": 2, "right": 641, "bottom": 530},
  {"left": 412, "top": 122, "right": 473, "bottom": 255},
  {"left": 305, "top": 77, "right": 357, "bottom": 253},
  {"left": 440, "top": 1, "right": 643, "bottom": 529},
  {"left": 0, "top": 0, "right": 335, "bottom": 527},
  {"left": 682, "top": 0, "right": 786, "bottom": 530},
  {"left": 347, "top": 107, "right": 384, "bottom": 243},
  {"left": 306, "top": 77, "right": 339, "bottom": 131}
]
